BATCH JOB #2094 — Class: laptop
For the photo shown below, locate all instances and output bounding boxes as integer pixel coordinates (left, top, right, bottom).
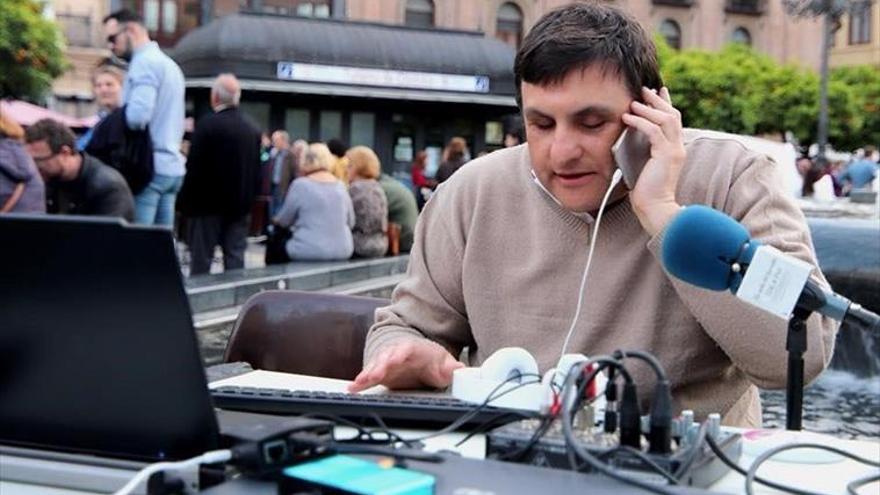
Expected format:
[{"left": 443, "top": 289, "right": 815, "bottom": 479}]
[{"left": 0, "top": 214, "right": 219, "bottom": 462}]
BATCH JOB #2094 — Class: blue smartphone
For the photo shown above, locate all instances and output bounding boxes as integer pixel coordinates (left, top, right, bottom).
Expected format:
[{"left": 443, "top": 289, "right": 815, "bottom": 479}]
[{"left": 612, "top": 127, "right": 652, "bottom": 189}]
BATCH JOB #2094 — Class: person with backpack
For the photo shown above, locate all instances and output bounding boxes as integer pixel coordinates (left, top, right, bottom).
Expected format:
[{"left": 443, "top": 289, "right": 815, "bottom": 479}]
[{"left": 104, "top": 9, "right": 185, "bottom": 227}]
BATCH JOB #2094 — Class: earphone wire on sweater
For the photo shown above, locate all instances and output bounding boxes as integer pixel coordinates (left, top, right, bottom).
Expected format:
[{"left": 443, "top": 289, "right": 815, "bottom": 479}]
[{"left": 557, "top": 167, "right": 624, "bottom": 361}]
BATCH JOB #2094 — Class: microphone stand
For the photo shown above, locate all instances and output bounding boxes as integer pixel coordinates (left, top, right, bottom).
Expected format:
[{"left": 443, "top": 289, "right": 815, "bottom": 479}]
[{"left": 785, "top": 306, "right": 812, "bottom": 431}]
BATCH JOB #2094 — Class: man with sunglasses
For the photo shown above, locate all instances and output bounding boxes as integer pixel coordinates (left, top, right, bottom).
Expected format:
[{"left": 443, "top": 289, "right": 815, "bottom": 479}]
[
  {"left": 103, "top": 9, "right": 185, "bottom": 227},
  {"left": 24, "top": 119, "right": 134, "bottom": 221}
]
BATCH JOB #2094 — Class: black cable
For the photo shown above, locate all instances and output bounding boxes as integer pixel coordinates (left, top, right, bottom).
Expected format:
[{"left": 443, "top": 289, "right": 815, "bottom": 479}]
[
  {"left": 458, "top": 369, "right": 570, "bottom": 450},
  {"left": 305, "top": 375, "right": 547, "bottom": 462},
  {"left": 613, "top": 349, "right": 672, "bottom": 454},
  {"left": 847, "top": 473, "right": 880, "bottom": 495},
  {"left": 496, "top": 373, "right": 607, "bottom": 464},
  {"left": 745, "top": 443, "right": 880, "bottom": 495},
  {"left": 565, "top": 359, "right": 631, "bottom": 419},
  {"left": 604, "top": 367, "right": 619, "bottom": 434},
  {"left": 300, "top": 413, "right": 412, "bottom": 447},
  {"left": 613, "top": 349, "right": 668, "bottom": 381},
  {"left": 453, "top": 412, "right": 525, "bottom": 448},
  {"left": 560, "top": 356, "right": 679, "bottom": 495},
  {"left": 704, "top": 434, "right": 822, "bottom": 495},
  {"left": 327, "top": 442, "right": 444, "bottom": 463},
  {"left": 564, "top": 360, "right": 639, "bottom": 450},
  {"left": 567, "top": 362, "right": 678, "bottom": 484},
  {"left": 495, "top": 416, "right": 555, "bottom": 461},
  {"left": 367, "top": 412, "right": 420, "bottom": 448},
  {"left": 286, "top": 432, "right": 444, "bottom": 464},
  {"left": 401, "top": 373, "right": 543, "bottom": 444},
  {"left": 604, "top": 445, "right": 680, "bottom": 485}
]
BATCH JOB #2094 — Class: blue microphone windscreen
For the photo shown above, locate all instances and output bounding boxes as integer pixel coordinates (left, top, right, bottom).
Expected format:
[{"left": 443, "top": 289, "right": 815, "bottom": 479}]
[{"left": 661, "top": 205, "right": 751, "bottom": 291}]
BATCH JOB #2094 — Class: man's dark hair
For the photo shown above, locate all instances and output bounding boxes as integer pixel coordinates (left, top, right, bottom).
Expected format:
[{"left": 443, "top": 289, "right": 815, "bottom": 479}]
[
  {"left": 514, "top": 3, "right": 663, "bottom": 107},
  {"left": 24, "top": 119, "right": 76, "bottom": 154},
  {"left": 103, "top": 8, "right": 144, "bottom": 25},
  {"left": 327, "top": 138, "right": 348, "bottom": 158}
]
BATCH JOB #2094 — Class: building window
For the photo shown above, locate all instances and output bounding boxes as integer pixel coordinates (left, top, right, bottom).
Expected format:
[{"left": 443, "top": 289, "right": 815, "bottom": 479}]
[
  {"left": 350, "top": 112, "right": 376, "bottom": 148},
  {"left": 243, "top": 1, "right": 332, "bottom": 18},
  {"left": 485, "top": 121, "right": 503, "bottom": 146},
  {"left": 124, "top": 0, "right": 200, "bottom": 47},
  {"left": 849, "top": 2, "right": 872, "bottom": 45},
  {"left": 56, "top": 12, "right": 93, "bottom": 47},
  {"left": 652, "top": 0, "right": 693, "bottom": 6},
  {"left": 725, "top": 0, "right": 765, "bottom": 16},
  {"left": 496, "top": 2, "right": 524, "bottom": 49},
  {"left": 240, "top": 101, "right": 271, "bottom": 132},
  {"left": 731, "top": 27, "right": 752, "bottom": 45},
  {"left": 144, "top": 0, "right": 160, "bottom": 31},
  {"left": 320, "top": 110, "right": 343, "bottom": 142},
  {"left": 405, "top": 0, "right": 434, "bottom": 28},
  {"left": 659, "top": 19, "right": 682, "bottom": 50},
  {"left": 162, "top": 0, "right": 177, "bottom": 34},
  {"left": 284, "top": 108, "right": 311, "bottom": 141}
]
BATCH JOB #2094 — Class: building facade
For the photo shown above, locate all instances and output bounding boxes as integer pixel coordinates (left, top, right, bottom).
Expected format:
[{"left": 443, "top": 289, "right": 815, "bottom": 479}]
[
  {"left": 47, "top": 0, "right": 112, "bottom": 118},
  {"left": 49, "top": 1, "right": 830, "bottom": 120},
  {"left": 830, "top": 1, "right": 879, "bottom": 68},
  {"left": 350, "top": 0, "right": 824, "bottom": 70},
  {"left": 47, "top": 0, "right": 835, "bottom": 171},
  {"left": 173, "top": 13, "right": 517, "bottom": 175}
]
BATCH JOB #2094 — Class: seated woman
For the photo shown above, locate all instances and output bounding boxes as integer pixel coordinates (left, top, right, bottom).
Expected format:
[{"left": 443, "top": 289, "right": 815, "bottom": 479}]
[
  {"left": 273, "top": 143, "right": 354, "bottom": 261},
  {"left": 0, "top": 113, "right": 45, "bottom": 213},
  {"left": 346, "top": 146, "right": 388, "bottom": 258}
]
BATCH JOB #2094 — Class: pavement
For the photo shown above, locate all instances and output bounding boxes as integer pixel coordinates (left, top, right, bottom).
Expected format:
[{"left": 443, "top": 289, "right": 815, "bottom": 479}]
[{"left": 178, "top": 236, "right": 267, "bottom": 278}]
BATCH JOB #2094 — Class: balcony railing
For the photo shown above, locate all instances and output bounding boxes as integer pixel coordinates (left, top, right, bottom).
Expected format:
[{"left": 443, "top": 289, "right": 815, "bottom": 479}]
[
  {"left": 652, "top": 0, "right": 694, "bottom": 7},
  {"left": 725, "top": 0, "right": 765, "bottom": 15}
]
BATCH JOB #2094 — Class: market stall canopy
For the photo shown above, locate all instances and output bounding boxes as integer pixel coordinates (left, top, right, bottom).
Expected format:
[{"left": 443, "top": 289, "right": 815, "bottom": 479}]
[{"left": 1, "top": 100, "right": 97, "bottom": 128}]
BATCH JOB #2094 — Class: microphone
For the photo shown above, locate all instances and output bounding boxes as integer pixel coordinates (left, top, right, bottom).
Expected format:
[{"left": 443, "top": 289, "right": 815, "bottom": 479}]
[{"left": 661, "top": 205, "right": 880, "bottom": 333}]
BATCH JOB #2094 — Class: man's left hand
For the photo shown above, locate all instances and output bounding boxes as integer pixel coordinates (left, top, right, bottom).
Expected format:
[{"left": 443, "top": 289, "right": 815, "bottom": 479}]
[{"left": 622, "top": 86, "right": 686, "bottom": 237}]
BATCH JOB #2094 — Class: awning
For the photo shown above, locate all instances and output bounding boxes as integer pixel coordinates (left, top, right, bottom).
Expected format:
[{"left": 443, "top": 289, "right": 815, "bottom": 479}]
[
  {"left": 172, "top": 13, "right": 517, "bottom": 108},
  {"left": 0, "top": 99, "right": 97, "bottom": 128},
  {"left": 184, "top": 77, "right": 516, "bottom": 107}
]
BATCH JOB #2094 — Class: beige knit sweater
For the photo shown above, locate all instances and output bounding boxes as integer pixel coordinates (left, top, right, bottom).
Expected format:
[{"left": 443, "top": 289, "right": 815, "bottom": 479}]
[{"left": 365, "top": 130, "right": 837, "bottom": 427}]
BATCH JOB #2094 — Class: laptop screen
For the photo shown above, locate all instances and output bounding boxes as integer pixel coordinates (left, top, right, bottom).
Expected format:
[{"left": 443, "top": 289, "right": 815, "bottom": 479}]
[{"left": 0, "top": 215, "right": 219, "bottom": 461}]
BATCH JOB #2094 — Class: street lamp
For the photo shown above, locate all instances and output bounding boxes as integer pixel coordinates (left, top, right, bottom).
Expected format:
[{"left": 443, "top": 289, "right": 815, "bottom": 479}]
[{"left": 783, "top": 0, "right": 874, "bottom": 165}]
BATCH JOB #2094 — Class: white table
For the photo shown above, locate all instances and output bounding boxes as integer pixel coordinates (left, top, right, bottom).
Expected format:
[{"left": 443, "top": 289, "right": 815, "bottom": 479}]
[{"left": 3, "top": 370, "right": 878, "bottom": 494}]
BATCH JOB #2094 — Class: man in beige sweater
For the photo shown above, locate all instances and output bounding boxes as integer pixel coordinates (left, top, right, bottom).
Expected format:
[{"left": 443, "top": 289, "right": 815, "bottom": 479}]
[{"left": 349, "top": 4, "right": 837, "bottom": 427}]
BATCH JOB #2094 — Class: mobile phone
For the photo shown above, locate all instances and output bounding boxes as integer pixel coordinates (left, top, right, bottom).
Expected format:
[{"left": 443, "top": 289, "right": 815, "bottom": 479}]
[{"left": 612, "top": 127, "right": 652, "bottom": 189}]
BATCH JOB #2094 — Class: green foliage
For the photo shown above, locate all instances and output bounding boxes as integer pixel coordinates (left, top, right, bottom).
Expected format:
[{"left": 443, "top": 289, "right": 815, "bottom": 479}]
[
  {"left": 830, "top": 65, "right": 880, "bottom": 149},
  {"left": 657, "top": 38, "right": 877, "bottom": 150},
  {"left": 0, "top": 0, "right": 67, "bottom": 101}
]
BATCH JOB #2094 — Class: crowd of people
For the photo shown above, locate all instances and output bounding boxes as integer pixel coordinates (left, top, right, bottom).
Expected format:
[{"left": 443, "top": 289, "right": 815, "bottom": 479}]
[
  {"left": 797, "top": 146, "right": 880, "bottom": 199},
  {"left": 0, "top": 1, "right": 860, "bottom": 428},
  {"left": 1, "top": 8, "right": 479, "bottom": 275}
]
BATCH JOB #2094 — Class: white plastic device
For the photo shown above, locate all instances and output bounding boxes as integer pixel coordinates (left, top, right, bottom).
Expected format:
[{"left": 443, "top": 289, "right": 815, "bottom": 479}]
[{"left": 451, "top": 347, "right": 607, "bottom": 414}]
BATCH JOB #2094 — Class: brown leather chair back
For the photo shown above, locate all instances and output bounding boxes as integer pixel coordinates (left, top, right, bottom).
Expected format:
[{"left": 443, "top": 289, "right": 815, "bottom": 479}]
[{"left": 224, "top": 290, "right": 389, "bottom": 380}]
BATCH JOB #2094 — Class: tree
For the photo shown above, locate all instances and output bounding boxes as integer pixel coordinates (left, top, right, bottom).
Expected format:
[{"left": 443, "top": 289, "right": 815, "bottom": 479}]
[
  {"left": 782, "top": 0, "right": 876, "bottom": 162},
  {"left": 0, "top": 0, "right": 66, "bottom": 102},
  {"left": 661, "top": 43, "right": 815, "bottom": 139},
  {"left": 657, "top": 38, "right": 870, "bottom": 151},
  {"left": 830, "top": 65, "right": 880, "bottom": 150}
]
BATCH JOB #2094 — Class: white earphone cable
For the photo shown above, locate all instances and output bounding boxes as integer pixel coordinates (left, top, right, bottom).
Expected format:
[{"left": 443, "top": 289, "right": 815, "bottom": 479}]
[{"left": 557, "top": 168, "right": 625, "bottom": 360}]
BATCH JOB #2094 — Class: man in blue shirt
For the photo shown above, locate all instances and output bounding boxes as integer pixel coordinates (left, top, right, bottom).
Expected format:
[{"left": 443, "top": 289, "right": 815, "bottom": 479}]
[
  {"left": 840, "top": 146, "right": 879, "bottom": 194},
  {"left": 103, "top": 9, "right": 186, "bottom": 227}
]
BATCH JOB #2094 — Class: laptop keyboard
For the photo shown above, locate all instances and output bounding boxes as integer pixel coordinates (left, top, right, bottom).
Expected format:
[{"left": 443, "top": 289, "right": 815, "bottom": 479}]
[{"left": 210, "top": 386, "right": 538, "bottom": 431}]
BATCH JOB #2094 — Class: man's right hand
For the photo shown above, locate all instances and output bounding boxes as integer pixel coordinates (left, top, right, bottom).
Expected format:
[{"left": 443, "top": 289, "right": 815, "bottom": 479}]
[{"left": 348, "top": 339, "right": 464, "bottom": 393}]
